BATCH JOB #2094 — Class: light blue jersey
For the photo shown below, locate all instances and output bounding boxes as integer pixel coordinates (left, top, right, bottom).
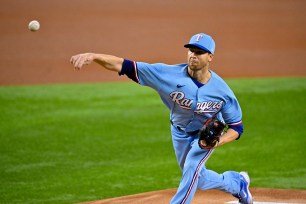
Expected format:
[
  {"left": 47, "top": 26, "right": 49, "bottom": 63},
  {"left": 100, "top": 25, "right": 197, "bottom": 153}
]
[
  {"left": 120, "top": 59, "right": 244, "bottom": 204},
  {"left": 135, "top": 62, "right": 242, "bottom": 133}
]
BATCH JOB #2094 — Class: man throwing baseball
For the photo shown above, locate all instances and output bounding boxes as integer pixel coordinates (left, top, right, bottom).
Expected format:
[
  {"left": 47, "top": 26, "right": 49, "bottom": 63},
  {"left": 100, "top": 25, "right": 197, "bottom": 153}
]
[{"left": 70, "top": 33, "right": 253, "bottom": 204}]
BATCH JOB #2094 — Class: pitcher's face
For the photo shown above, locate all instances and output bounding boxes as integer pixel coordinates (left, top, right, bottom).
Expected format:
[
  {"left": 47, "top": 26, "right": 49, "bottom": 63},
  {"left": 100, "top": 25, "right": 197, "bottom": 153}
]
[{"left": 187, "top": 47, "right": 213, "bottom": 71}]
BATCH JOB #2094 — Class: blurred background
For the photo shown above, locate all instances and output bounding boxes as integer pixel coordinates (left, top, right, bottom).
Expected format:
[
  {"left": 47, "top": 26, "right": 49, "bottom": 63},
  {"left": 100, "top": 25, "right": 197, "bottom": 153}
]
[
  {"left": 1, "top": 1, "right": 306, "bottom": 203},
  {"left": 0, "top": 0, "right": 305, "bottom": 86}
]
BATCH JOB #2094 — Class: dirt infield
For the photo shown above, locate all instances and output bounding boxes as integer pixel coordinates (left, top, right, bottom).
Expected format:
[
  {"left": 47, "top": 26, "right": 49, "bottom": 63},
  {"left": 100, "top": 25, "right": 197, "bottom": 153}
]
[
  {"left": 0, "top": 0, "right": 306, "bottom": 85},
  {"left": 81, "top": 188, "right": 306, "bottom": 204}
]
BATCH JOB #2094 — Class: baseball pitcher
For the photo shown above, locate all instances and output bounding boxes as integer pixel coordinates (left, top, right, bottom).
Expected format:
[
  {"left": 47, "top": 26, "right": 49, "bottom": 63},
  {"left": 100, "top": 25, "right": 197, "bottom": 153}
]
[{"left": 70, "top": 33, "right": 253, "bottom": 204}]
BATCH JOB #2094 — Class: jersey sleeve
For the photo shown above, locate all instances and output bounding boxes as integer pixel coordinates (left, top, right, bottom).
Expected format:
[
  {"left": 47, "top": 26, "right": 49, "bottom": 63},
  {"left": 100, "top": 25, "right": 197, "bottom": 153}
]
[
  {"left": 222, "top": 94, "right": 242, "bottom": 125},
  {"left": 119, "top": 59, "right": 165, "bottom": 90},
  {"left": 221, "top": 91, "right": 244, "bottom": 138},
  {"left": 118, "top": 59, "right": 139, "bottom": 83}
]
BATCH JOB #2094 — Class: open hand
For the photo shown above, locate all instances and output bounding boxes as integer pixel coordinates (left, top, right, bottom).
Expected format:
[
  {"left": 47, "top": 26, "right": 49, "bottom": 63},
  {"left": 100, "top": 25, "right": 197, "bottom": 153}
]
[{"left": 70, "top": 53, "right": 95, "bottom": 70}]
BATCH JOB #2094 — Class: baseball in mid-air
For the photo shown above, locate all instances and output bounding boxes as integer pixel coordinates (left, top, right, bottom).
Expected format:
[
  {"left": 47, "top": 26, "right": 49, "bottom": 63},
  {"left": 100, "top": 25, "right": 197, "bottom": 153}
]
[{"left": 28, "top": 20, "right": 40, "bottom": 32}]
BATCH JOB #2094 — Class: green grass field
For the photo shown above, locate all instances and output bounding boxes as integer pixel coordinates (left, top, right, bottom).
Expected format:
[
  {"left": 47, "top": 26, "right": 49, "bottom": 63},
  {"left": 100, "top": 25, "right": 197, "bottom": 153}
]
[{"left": 0, "top": 77, "right": 305, "bottom": 204}]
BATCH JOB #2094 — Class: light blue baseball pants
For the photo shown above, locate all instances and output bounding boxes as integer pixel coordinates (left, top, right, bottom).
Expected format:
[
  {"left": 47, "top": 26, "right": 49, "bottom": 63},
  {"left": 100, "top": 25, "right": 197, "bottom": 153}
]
[{"left": 170, "top": 125, "right": 241, "bottom": 204}]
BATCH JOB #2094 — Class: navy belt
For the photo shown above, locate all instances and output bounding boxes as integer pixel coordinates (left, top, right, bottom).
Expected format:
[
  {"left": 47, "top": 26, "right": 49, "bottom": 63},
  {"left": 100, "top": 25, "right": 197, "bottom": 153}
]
[{"left": 170, "top": 120, "right": 199, "bottom": 136}]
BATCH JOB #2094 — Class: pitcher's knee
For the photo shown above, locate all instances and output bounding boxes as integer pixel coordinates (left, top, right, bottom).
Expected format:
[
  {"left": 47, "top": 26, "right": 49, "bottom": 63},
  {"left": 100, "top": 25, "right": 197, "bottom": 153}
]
[{"left": 221, "top": 171, "right": 241, "bottom": 193}]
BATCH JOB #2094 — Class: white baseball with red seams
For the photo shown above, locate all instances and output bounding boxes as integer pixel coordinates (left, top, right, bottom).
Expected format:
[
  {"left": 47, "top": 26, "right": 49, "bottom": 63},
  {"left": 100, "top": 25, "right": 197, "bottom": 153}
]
[{"left": 28, "top": 20, "right": 40, "bottom": 32}]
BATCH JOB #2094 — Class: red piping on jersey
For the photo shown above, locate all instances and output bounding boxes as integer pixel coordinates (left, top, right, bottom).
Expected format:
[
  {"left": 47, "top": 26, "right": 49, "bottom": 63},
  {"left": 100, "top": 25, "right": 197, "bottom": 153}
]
[
  {"left": 132, "top": 61, "right": 140, "bottom": 83},
  {"left": 228, "top": 120, "right": 242, "bottom": 126}
]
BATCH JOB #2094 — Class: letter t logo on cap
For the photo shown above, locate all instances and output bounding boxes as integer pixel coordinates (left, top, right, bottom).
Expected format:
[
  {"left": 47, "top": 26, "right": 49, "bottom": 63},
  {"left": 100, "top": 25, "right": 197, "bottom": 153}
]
[
  {"left": 196, "top": 34, "right": 203, "bottom": 42},
  {"left": 184, "top": 33, "right": 215, "bottom": 54}
]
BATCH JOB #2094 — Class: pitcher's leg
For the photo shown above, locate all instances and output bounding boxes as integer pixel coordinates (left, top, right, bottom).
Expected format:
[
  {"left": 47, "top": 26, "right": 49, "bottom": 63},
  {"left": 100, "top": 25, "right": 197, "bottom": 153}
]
[
  {"left": 171, "top": 125, "right": 193, "bottom": 171},
  {"left": 197, "top": 169, "right": 241, "bottom": 194},
  {"left": 170, "top": 146, "right": 214, "bottom": 204}
]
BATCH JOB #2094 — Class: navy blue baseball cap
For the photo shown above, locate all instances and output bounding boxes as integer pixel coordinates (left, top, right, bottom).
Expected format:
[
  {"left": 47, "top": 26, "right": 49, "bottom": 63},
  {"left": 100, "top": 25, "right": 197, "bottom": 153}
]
[{"left": 184, "top": 33, "right": 215, "bottom": 54}]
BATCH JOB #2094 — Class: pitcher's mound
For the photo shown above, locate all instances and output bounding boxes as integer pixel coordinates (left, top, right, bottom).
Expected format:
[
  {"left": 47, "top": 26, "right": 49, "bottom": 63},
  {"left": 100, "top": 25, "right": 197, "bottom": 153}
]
[{"left": 81, "top": 188, "right": 306, "bottom": 204}]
